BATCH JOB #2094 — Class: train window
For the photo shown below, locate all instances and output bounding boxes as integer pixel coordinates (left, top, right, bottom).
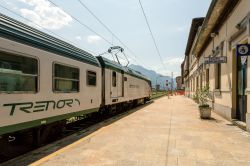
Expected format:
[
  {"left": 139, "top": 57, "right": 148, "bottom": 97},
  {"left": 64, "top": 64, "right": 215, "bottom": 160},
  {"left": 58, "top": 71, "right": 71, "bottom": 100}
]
[
  {"left": 87, "top": 71, "right": 96, "bottom": 86},
  {"left": 53, "top": 64, "right": 79, "bottom": 92},
  {"left": 112, "top": 71, "right": 116, "bottom": 87},
  {"left": 0, "top": 52, "right": 38, "bottom": 93}
]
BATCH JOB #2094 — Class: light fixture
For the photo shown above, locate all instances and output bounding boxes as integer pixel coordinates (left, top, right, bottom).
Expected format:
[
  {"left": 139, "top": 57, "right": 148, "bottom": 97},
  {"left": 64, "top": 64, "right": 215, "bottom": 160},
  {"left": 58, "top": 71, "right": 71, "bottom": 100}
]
[
  {"left": 235, "top": 23, "right": 241, "bottom": 29},
  {"left": 210, "top": 32, "right": 218, "bottom": 38}
]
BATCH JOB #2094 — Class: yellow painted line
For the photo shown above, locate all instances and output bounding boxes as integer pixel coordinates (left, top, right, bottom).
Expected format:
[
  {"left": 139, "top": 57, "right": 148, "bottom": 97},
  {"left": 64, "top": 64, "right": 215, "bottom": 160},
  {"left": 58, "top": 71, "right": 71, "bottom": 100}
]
[{"left": 29, "top": 125, "right": 109, "bottom": 166}]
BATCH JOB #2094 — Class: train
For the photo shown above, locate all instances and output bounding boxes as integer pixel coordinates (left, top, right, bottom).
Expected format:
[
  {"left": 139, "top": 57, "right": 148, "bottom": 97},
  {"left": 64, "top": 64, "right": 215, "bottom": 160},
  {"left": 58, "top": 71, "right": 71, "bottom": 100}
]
[{"left": 0, "top": 14, "right": 151, "bottom": 144}]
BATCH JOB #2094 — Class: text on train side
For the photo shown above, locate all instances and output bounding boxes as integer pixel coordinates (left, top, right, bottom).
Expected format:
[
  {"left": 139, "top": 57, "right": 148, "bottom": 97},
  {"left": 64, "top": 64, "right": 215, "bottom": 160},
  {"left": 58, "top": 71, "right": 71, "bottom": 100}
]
[{"left": 3, "top": 99, "right": 81, "bottom": 116}]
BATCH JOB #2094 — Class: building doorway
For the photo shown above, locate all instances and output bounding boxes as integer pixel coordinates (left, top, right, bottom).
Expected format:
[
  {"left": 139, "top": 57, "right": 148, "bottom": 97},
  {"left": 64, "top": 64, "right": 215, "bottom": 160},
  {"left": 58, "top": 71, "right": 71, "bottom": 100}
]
[{"left": 236, "top": 55, "right": 248, "bottom": 122}]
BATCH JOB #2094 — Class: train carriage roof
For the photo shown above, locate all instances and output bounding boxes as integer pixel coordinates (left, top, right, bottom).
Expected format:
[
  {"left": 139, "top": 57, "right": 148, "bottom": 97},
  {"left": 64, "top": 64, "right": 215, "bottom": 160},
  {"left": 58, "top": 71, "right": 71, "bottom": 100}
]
[
  {"left": 0, "top": 14, "right": 100, "bottom": 67},
  {"left": 97, "top": 56, "right": 151, "bottom": 82}
]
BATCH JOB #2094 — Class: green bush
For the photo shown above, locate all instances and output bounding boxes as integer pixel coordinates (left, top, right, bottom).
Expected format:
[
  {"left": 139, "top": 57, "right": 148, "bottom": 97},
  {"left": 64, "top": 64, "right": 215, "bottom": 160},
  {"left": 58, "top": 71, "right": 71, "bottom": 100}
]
[{"left": 197, "top": 86, "right": 211, "bottom": 107}]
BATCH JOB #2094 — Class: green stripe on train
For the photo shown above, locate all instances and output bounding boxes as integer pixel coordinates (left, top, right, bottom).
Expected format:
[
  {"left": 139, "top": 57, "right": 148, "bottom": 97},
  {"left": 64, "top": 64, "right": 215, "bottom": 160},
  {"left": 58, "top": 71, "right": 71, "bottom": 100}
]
[{"left": 0, "top": 107, "right": 99, "bottom": 135}]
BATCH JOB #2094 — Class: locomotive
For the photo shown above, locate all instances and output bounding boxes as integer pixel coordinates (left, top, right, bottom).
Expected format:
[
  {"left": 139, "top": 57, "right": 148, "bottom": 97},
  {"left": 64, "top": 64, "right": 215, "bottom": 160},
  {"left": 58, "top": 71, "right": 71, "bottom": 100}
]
[{"left": 0, "top": 14, "right": 151, "bottom": 142}]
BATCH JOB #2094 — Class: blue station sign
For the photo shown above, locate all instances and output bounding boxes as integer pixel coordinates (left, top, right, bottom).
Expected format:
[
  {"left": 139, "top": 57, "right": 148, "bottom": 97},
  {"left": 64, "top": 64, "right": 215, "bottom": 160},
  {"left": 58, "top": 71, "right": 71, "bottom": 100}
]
[{"left": 236, "top": 44, "right": 250, "bottom": 56}]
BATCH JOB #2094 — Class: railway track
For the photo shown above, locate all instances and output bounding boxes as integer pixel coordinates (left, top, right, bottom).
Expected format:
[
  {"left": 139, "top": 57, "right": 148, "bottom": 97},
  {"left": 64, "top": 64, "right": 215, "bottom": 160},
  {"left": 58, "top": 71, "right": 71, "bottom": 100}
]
[{"left": 0, "top": 101, "right": 152, "bottom": 164}]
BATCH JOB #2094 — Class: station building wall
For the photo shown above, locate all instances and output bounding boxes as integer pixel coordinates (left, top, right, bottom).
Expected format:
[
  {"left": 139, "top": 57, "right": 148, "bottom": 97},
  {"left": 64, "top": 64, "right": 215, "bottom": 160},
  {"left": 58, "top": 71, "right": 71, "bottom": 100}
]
[{"left": 185, "top": 0, "right": 250, "bottom": 130}]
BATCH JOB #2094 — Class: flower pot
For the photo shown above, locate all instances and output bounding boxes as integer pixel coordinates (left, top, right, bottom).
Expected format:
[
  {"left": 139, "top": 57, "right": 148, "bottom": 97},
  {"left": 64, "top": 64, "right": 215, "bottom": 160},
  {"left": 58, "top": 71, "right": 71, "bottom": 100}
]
[{"left": 199, "top": 106, "right": 211, "bottom": 119}]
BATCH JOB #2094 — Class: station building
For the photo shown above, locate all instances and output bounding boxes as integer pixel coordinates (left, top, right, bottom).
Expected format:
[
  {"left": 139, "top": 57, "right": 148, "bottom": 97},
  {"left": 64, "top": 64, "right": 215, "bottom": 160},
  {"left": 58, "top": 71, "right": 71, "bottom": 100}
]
[{"left": 182, "top": 0, "right": 250, "bottom": 130}]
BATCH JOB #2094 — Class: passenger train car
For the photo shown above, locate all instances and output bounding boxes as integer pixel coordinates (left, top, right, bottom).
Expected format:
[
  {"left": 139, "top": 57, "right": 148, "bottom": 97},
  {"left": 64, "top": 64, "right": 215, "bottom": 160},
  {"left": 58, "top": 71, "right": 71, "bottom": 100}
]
[
  {"left": 0, "top": 14, "right": 151, "bottom": 141},
  {"left": 97, "top": 56, "right": 151, "bottom": 108}
]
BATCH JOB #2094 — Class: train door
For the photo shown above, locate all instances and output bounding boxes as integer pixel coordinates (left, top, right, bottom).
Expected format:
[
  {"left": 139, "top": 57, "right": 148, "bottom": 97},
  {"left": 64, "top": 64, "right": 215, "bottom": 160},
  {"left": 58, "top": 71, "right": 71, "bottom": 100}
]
[
  {"left": 237, "top": 56, "right": 248, "bottom": 122},
  {"left": 111, "top": 70, "right": 118, "bottom": 98},
  {"left": 117, "top": 73, "right": 124, "bottom": 97}
]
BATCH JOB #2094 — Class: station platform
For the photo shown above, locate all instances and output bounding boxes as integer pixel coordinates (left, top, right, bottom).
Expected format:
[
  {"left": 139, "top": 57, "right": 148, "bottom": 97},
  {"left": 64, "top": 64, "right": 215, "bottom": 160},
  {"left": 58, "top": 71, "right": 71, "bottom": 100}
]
[{"left": 3, "top": 96, "right": 250, "bottom": 166}]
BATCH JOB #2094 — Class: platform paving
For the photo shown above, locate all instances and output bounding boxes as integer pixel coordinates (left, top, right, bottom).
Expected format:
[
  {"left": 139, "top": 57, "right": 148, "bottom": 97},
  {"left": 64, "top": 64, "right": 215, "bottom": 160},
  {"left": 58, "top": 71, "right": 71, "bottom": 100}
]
[{"left": 4, "top": 96, "right": 250, "bottom": 166}]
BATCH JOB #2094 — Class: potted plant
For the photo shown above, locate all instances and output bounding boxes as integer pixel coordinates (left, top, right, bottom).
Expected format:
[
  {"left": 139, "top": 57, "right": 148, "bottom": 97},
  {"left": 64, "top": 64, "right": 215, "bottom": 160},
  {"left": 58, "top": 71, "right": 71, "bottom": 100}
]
[{"left": 197, "top": 86, "right": 211, "bottom": 119}]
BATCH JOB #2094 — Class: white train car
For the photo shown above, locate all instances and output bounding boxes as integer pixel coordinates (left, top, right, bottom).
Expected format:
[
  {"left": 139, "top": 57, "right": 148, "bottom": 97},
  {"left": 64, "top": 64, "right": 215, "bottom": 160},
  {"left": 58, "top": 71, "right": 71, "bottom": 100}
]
[
  {"left": 0, "top": 14, "right": 102, "bottom": 136},
  {"left": 97, "top": 56, "right": 151, "bottom": 108}
]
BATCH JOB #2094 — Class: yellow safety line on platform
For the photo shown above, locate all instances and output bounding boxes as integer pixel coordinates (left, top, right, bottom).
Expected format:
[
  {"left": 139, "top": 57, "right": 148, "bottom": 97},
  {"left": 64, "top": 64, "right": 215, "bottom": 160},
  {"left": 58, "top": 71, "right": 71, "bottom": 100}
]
[{"left": 29, "top": 125, "right": 110, "bottom": 166}]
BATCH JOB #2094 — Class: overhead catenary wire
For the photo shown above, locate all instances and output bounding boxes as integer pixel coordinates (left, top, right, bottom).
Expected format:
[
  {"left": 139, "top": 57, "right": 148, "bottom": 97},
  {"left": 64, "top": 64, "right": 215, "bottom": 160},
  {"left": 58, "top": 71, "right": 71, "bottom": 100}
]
[
  {"left": 47, "top": 0, "right": 114, "bottom": 46},
  {"left": 0, "top": 5, "right": 98, "bottom": 56},
  {"left": 138, "top": 0, "right": 167, "bottom": 70},
  {"left": 98, "top": 49, "right": 128, "bottom": 64},
  {"left": 48, "top": 0, "right": 147, "bottom": 67},
  {"left": 77, "top": 0, "right": 145, "bottom": 65},
  {"left": 77, "top": 0, "right": 153, "bottom": 68},
  {"left": 2, "top": 1, "right": 148, "bottom": 69},
  {"left": 48, "top": 0, "right": 145, "bottom": 67}
]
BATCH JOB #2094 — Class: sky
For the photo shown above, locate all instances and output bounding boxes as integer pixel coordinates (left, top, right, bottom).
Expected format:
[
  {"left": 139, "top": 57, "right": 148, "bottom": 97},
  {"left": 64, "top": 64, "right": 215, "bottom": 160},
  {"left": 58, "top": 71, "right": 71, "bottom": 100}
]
[{"left": 1, "top": 0, "right": 211, "bottom": 77}]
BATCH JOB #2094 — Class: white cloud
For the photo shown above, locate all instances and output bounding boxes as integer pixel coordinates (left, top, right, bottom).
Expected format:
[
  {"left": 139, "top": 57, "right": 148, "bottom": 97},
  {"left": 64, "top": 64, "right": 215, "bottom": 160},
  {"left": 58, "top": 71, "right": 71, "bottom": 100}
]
[
  {"left": 164, "top": 57, "right": 183, "bottom": 66},
  {"left": 18, "top": 0, "right": 72, "bottom": 30},
  {"left": 75, "top": 36, "right": 82, "bottom": 41},
  {"left": 86, "top": 35, "right": 102, "bottom": 44}
]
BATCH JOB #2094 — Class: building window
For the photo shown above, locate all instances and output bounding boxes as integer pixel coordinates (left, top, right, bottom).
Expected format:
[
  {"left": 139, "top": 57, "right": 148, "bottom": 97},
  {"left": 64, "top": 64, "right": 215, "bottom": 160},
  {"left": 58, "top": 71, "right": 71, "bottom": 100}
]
[
  {"left": 190, "top": 80, "right": 192, "bottom": 91},
  {"left": 53, "top": 64, "right": 79, "bottom": 92},
  {"left": 112, "top": 71, "right": 116, "bottom": 87},
  {"left": 193, "top": 78, "right": 195, "bottom": 91},
  {"left": 196, "top": 76, "right": 199, "bottom": 89},
  {"left": 0, "top": 52, "right": 38, "bottom": 93},
  {"left": 206, "top": 69, "right": 209, "bottom": 86},
  {"left": 87, "top": 71, "right": 96, "bottom": 86},
  {"left": 200, "top": 74, "right": 202, "bottom": 89},
  {"left": 189, "top": 80, "right": 191, "bottom": 91},
  {"left": 215, "top": 64, "right": 221, "bottom": 89},
  {"left": 193, "top": 77, "right": 195, "bottom": 92}
]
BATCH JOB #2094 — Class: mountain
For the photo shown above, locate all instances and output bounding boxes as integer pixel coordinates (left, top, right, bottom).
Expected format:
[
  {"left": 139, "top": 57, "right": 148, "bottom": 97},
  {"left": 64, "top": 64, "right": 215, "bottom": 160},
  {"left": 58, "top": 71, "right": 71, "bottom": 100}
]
[{"left": 129, "top": 64, "right": 176, "bottom": 90}]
